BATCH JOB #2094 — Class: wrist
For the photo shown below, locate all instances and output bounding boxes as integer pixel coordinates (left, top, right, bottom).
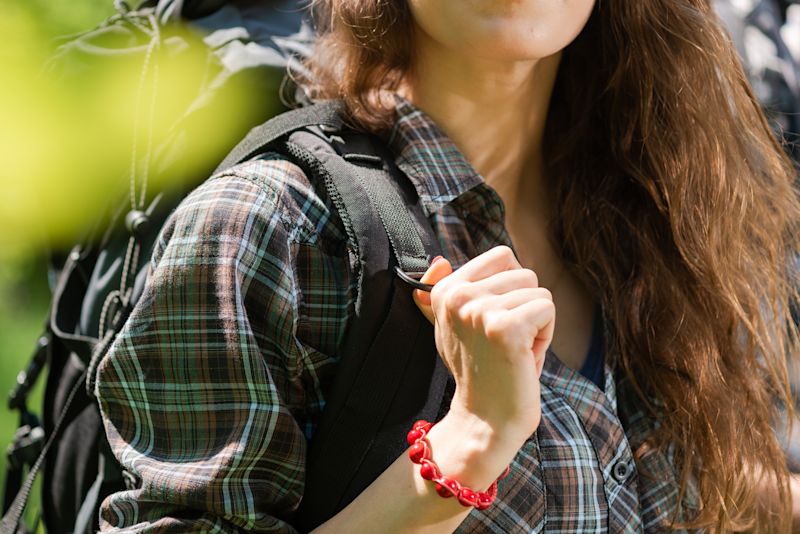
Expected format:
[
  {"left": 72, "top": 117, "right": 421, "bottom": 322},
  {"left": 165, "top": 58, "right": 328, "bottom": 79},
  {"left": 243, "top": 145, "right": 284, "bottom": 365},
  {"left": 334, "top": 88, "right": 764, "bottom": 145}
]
[
  {"left": 450, "top": 386, "right": 540, "bottom": 445},
  {"left": 423, "top": 409, "right": 522, "bottom": 492}
]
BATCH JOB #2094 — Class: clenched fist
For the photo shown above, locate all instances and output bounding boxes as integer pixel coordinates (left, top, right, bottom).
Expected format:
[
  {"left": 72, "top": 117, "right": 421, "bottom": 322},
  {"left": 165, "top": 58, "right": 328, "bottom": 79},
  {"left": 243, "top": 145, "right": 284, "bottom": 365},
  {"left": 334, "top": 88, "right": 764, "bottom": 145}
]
[{"left": 413, "top": 246, "right": 555, "bottom": 444}]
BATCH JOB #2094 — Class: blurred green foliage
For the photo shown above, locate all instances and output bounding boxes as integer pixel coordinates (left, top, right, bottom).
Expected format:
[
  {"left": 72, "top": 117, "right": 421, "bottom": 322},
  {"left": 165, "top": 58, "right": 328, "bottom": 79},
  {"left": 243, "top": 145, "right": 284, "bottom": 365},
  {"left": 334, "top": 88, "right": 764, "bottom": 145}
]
[
  {"left": 13, "top": 0, "right": 116, "bottom": 37},
  {"left": 0, "top": 0, "right": 262, "bottom": 525},
  {"left": 0, "top": 0, "right": 256, "bottom": 525},
  {"left": 1, "top": 0, "right": 121, "bottom": 527}
]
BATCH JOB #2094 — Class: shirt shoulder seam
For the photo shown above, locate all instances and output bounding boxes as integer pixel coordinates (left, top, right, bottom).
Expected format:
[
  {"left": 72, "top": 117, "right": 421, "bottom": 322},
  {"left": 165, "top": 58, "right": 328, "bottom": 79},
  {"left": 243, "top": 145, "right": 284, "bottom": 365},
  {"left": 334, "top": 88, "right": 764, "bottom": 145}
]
[{"left": 209, "top": 156, "right": 321, "bottom": 245}]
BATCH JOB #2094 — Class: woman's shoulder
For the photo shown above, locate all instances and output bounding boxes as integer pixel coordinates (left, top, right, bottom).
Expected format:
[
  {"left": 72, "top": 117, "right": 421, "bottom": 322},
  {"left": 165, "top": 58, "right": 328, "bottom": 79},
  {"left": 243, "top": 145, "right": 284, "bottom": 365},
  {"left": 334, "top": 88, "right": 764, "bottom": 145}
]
[
  {"left": 207, "top": 152, "right": 345, "bottom": 244},
  {"left": 148, "top": 150, "right": 355, "bottom": 358},
  {"left": 165, "top": 151, "right": 349, "bottom": 253}
]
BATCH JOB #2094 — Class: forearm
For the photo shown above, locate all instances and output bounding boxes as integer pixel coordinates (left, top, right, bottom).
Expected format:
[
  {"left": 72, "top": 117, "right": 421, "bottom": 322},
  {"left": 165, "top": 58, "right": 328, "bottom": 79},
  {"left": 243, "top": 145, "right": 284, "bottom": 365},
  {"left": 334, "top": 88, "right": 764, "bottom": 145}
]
[{"left": 312, "top": 409, "right": 523, "bottom": 534}]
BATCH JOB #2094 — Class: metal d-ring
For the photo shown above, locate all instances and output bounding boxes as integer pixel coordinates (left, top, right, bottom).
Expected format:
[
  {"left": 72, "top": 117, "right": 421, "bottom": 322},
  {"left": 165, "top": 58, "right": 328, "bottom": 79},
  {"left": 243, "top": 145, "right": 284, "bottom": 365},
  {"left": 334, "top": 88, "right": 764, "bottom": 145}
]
[{"left": 394, "top": 266, "right": 435, "bottom": 292}]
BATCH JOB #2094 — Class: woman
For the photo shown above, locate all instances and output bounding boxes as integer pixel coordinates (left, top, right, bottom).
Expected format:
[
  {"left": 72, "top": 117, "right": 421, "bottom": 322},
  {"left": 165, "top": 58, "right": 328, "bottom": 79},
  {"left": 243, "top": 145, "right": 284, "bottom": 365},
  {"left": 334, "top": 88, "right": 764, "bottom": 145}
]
[{"left": 96, "top": 0, "right": 800, "bottom": 532}]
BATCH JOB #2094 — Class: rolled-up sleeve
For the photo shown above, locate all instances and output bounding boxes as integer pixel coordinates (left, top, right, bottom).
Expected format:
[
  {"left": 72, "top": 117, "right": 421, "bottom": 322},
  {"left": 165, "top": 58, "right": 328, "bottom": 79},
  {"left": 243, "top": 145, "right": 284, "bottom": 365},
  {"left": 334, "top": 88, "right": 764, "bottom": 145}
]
[{"left": 95, "top": 159, "right": 342, "bottom": 532}]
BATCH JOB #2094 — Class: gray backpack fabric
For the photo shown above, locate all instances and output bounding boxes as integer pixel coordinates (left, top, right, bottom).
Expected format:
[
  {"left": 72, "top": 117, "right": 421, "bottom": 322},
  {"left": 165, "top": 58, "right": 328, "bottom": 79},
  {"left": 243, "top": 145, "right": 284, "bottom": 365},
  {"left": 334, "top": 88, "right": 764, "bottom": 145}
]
[{"left": 715, "top": 0, "right": 800, "bottom": 161}]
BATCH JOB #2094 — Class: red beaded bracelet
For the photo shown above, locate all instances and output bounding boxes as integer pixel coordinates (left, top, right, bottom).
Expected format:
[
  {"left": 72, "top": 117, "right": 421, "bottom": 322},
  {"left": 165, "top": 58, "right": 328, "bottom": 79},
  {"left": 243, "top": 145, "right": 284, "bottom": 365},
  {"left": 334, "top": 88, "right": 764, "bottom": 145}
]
[{"left": 406, "top": 420, "right": 510, "bottom": 510}]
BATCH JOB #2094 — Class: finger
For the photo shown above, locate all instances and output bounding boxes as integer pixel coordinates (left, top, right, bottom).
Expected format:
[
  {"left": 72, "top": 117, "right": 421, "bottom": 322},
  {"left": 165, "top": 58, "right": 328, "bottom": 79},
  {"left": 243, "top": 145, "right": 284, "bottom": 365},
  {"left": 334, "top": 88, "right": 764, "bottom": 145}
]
[
  {"left": 468, "top": 268, "right": 540, "bottom": 296},
  {"left": 413, "top": 256, "right": 453, "bottom": 323},
  {"left": 507, "top": 298, "right": 556, "bottom": 370},
  {"left": 450, "top": 245, "right": 521, "bottom": 283},
  {"left": 435, "top": 275, "right": 547, "bottom": 324},
  {"left": 478, "top": 287, "right": 552, "bottom": 312}
]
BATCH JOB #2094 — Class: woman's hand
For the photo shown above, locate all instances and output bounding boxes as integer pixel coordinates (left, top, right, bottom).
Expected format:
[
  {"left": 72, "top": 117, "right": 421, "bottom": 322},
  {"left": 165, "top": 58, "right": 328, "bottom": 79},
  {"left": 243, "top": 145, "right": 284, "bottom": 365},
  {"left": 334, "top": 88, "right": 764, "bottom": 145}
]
[{"left": 413, "top": 245, "right": 555, "bottom": 447}]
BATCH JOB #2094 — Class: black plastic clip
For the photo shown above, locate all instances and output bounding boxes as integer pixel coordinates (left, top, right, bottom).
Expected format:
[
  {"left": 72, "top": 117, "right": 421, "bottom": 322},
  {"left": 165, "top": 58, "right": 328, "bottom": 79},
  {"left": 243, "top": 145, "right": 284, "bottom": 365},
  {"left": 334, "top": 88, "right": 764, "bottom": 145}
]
[
  {"left": 6, "top": 424, "right": 44, "bottom": 472},
  {"left": 8, "top": 334, "right": 50, "bottom": 411},
  {"left": 394, "top": 266, "right": 434, "bottom": 293}
]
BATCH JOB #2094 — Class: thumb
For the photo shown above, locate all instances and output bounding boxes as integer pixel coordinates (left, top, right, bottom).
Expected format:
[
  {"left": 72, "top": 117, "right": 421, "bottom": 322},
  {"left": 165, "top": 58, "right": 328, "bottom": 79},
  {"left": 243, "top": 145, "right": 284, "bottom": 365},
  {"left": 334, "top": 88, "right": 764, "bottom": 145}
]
[{"left": 412, "top": 256, "right": 453, "bottom": 324}]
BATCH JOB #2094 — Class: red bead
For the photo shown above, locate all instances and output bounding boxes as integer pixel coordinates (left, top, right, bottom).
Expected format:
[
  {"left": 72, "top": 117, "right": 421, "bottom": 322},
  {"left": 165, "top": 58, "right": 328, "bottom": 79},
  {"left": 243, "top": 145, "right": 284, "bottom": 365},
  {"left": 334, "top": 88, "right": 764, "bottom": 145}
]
[
  {"left": 435, "top": 477, "right": 460, "bottom": 498},
  {"left": 457, "top": 488, "right": 480, "bottom": 507},
  {"left": 406, "top": 429, "right": 423, "bottom": 445},
  {"left": 435, "top": 483, "right": 453, "bottom": 498},
  {"left": 419, "top": 460, "right": 440, "bottom": 481},
  {"left": 476, "top": 491, "right": 495, "bottom": 511},
  {"left": 413, "top": 420, "right": 431, "bottom": 431},
  {"left": 407, "top": 441, "right": 429, "bottom": 464},
  {"left": 499, "top": 465, "right": 511, "bottom": 480}
]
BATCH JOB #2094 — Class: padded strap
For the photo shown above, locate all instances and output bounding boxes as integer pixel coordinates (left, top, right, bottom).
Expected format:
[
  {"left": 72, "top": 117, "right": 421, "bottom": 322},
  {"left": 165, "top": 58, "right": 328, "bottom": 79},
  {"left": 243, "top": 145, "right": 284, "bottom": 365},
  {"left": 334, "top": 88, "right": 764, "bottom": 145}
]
[
  {"left": 325, "top": 155, "right": 429, "bottom": 275},
  {"left": 213, "top": 100, "right": 343, "bottom": 175},
  {"left": 217, "top": 101, "right": 430, "bottom": 275}
]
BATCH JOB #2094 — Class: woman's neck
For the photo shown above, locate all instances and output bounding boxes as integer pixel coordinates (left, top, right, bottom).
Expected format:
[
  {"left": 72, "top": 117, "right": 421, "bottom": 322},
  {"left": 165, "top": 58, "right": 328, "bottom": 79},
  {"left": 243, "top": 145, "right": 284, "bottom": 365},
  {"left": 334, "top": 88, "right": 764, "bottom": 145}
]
[{"left": 401, "top": 27, "right": 562, "bottom": 224}]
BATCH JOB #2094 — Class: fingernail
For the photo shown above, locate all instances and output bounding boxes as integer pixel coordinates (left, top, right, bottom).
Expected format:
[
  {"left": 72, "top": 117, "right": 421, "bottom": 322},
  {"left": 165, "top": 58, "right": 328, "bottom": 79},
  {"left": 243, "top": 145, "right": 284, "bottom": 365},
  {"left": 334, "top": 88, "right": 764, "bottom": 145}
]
[{"left": 430, "top": 255, "right": 444, "bottom": 266}]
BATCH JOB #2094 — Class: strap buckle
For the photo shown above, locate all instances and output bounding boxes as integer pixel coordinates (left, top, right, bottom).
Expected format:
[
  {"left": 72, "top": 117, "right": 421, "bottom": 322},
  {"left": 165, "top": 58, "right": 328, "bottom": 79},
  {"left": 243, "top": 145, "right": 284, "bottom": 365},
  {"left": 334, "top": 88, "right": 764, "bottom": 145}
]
[{"left": 6, "top": 425, "right": 44, "bottom": 473}]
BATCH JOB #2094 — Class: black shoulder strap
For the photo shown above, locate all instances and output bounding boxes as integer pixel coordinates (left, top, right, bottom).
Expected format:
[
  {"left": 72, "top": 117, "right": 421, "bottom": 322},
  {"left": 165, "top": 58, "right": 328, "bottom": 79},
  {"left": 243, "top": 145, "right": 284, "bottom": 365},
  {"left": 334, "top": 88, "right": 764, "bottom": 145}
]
[
  {"left": 213, "top": 100, "right": 344, "bottom": 175},
  {"left": 214, "top": 103, "right": 451, "bottom": 528},
  {"left": 274, "top": 129, "right": 449, "bottom": 530},
  {"left": 215, "top": 100, "right": 432, "bottom": 277},
  {"left": 219, "top": 105, "right": 450, "bottom": 528}
]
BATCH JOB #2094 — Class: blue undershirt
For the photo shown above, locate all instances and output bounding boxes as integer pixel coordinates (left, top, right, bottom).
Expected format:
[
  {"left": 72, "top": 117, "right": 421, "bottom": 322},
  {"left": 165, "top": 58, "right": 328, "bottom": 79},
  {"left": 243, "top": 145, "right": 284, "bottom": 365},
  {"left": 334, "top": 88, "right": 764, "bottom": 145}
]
[{"left": 578, "top": 306, "right": 605, "bottom": 391}]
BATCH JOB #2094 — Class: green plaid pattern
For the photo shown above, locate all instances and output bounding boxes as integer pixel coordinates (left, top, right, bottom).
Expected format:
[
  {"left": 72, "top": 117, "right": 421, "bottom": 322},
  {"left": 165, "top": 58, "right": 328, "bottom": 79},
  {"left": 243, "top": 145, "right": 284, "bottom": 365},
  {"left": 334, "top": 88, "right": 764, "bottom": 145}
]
[{"left": 96, "top": 98, "right": 696, "bottom": 532}]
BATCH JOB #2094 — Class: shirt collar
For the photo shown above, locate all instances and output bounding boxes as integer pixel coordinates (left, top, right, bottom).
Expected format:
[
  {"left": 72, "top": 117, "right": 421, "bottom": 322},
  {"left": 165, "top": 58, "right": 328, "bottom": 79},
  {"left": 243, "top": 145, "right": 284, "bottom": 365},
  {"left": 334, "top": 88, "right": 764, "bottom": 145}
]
[{"left": 387, "top": 96, "right": 487, "bottom": 217}]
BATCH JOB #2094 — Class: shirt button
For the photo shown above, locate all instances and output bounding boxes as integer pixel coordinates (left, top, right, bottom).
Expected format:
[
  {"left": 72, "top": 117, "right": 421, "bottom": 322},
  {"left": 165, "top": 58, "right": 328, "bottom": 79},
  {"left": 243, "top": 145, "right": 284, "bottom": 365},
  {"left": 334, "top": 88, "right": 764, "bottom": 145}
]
[{"left": 612, "top": 460, "right": 632, "bottom": 483}]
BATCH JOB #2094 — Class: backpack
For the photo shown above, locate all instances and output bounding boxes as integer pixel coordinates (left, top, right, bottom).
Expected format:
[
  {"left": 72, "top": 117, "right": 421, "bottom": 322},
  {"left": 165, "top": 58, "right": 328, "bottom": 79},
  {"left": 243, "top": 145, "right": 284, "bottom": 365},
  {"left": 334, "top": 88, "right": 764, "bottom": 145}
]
[
  {"left": 3, "top": 0, "right": 307, "bottom": 531},
  {"left": 2, "top": 5, "right": 450, "bottom": 533}
]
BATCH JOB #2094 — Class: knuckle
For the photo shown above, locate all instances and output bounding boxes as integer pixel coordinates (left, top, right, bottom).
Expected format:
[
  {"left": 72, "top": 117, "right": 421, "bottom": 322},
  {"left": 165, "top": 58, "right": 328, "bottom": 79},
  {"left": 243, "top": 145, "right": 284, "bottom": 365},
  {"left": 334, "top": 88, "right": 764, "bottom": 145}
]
[
  {"left": 483, "top": 312, "right": 510, "bottom": 343},
  {"left": 444, "top": 284, "right": 472, "bottom": 313},
  {"left": 538, "top": 299, "right": 557, "bottom": 322},
  {"left": 430, "top": 277, "right": 454, "bottom": 306},
  {"left": 521, "top": 268, "right": 539, "bottom": 287},
  {"left": 538, "top": 287, "right": 553, "bottom": 301},
  {"left": 495, "top": 245, "right": 514, "bottom": 261},
  {"left": 430, "top": 279, "right": 447, "bottom": 304},
  {"left": 456, "top": 301, "right": 478, "bottom": 325}
]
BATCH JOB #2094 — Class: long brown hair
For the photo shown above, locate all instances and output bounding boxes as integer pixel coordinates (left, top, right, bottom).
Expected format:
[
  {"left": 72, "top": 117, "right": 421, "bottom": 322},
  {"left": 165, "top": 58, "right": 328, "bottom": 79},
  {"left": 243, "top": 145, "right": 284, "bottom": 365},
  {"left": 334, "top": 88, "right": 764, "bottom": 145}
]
[{"left": 305, "top": 0, "right": 800, "bottom": 530}]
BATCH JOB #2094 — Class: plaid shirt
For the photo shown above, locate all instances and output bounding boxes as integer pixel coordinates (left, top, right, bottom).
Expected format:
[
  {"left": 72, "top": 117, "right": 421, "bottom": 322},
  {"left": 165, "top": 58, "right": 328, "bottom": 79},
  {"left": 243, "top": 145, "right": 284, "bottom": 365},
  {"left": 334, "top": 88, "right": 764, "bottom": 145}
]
[{"left": 96, "top": 98, "right": 699, "bottom": 533}]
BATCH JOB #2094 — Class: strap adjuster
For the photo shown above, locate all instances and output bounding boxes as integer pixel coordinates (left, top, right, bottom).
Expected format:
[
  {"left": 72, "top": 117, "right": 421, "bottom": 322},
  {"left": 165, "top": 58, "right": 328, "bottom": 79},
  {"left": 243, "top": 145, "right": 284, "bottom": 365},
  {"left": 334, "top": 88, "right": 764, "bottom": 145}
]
[{"left": 6, "top": 425, "right": 44, "bottom": 472}]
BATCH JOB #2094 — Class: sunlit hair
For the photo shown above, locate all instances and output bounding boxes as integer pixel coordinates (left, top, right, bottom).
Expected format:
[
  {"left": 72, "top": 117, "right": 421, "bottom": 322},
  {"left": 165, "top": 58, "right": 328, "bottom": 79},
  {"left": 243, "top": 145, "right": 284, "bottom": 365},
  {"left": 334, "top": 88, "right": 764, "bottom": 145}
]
[{"left": 304, "top": 0, "right": 800, "bottom": 530}]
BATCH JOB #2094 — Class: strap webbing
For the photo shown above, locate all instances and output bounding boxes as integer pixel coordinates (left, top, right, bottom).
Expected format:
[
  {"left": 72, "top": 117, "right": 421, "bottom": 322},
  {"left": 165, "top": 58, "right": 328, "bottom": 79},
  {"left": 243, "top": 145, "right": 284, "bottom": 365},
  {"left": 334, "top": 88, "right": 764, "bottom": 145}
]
[
  {"left": 1, "top": 370, "right": 88, "bottom": 534},
  {"left": 324, "top": 155, "right": 429, "bottom": 274},
  {"left": 352, "top": 164, "right": 429, "bottom": 274}
]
